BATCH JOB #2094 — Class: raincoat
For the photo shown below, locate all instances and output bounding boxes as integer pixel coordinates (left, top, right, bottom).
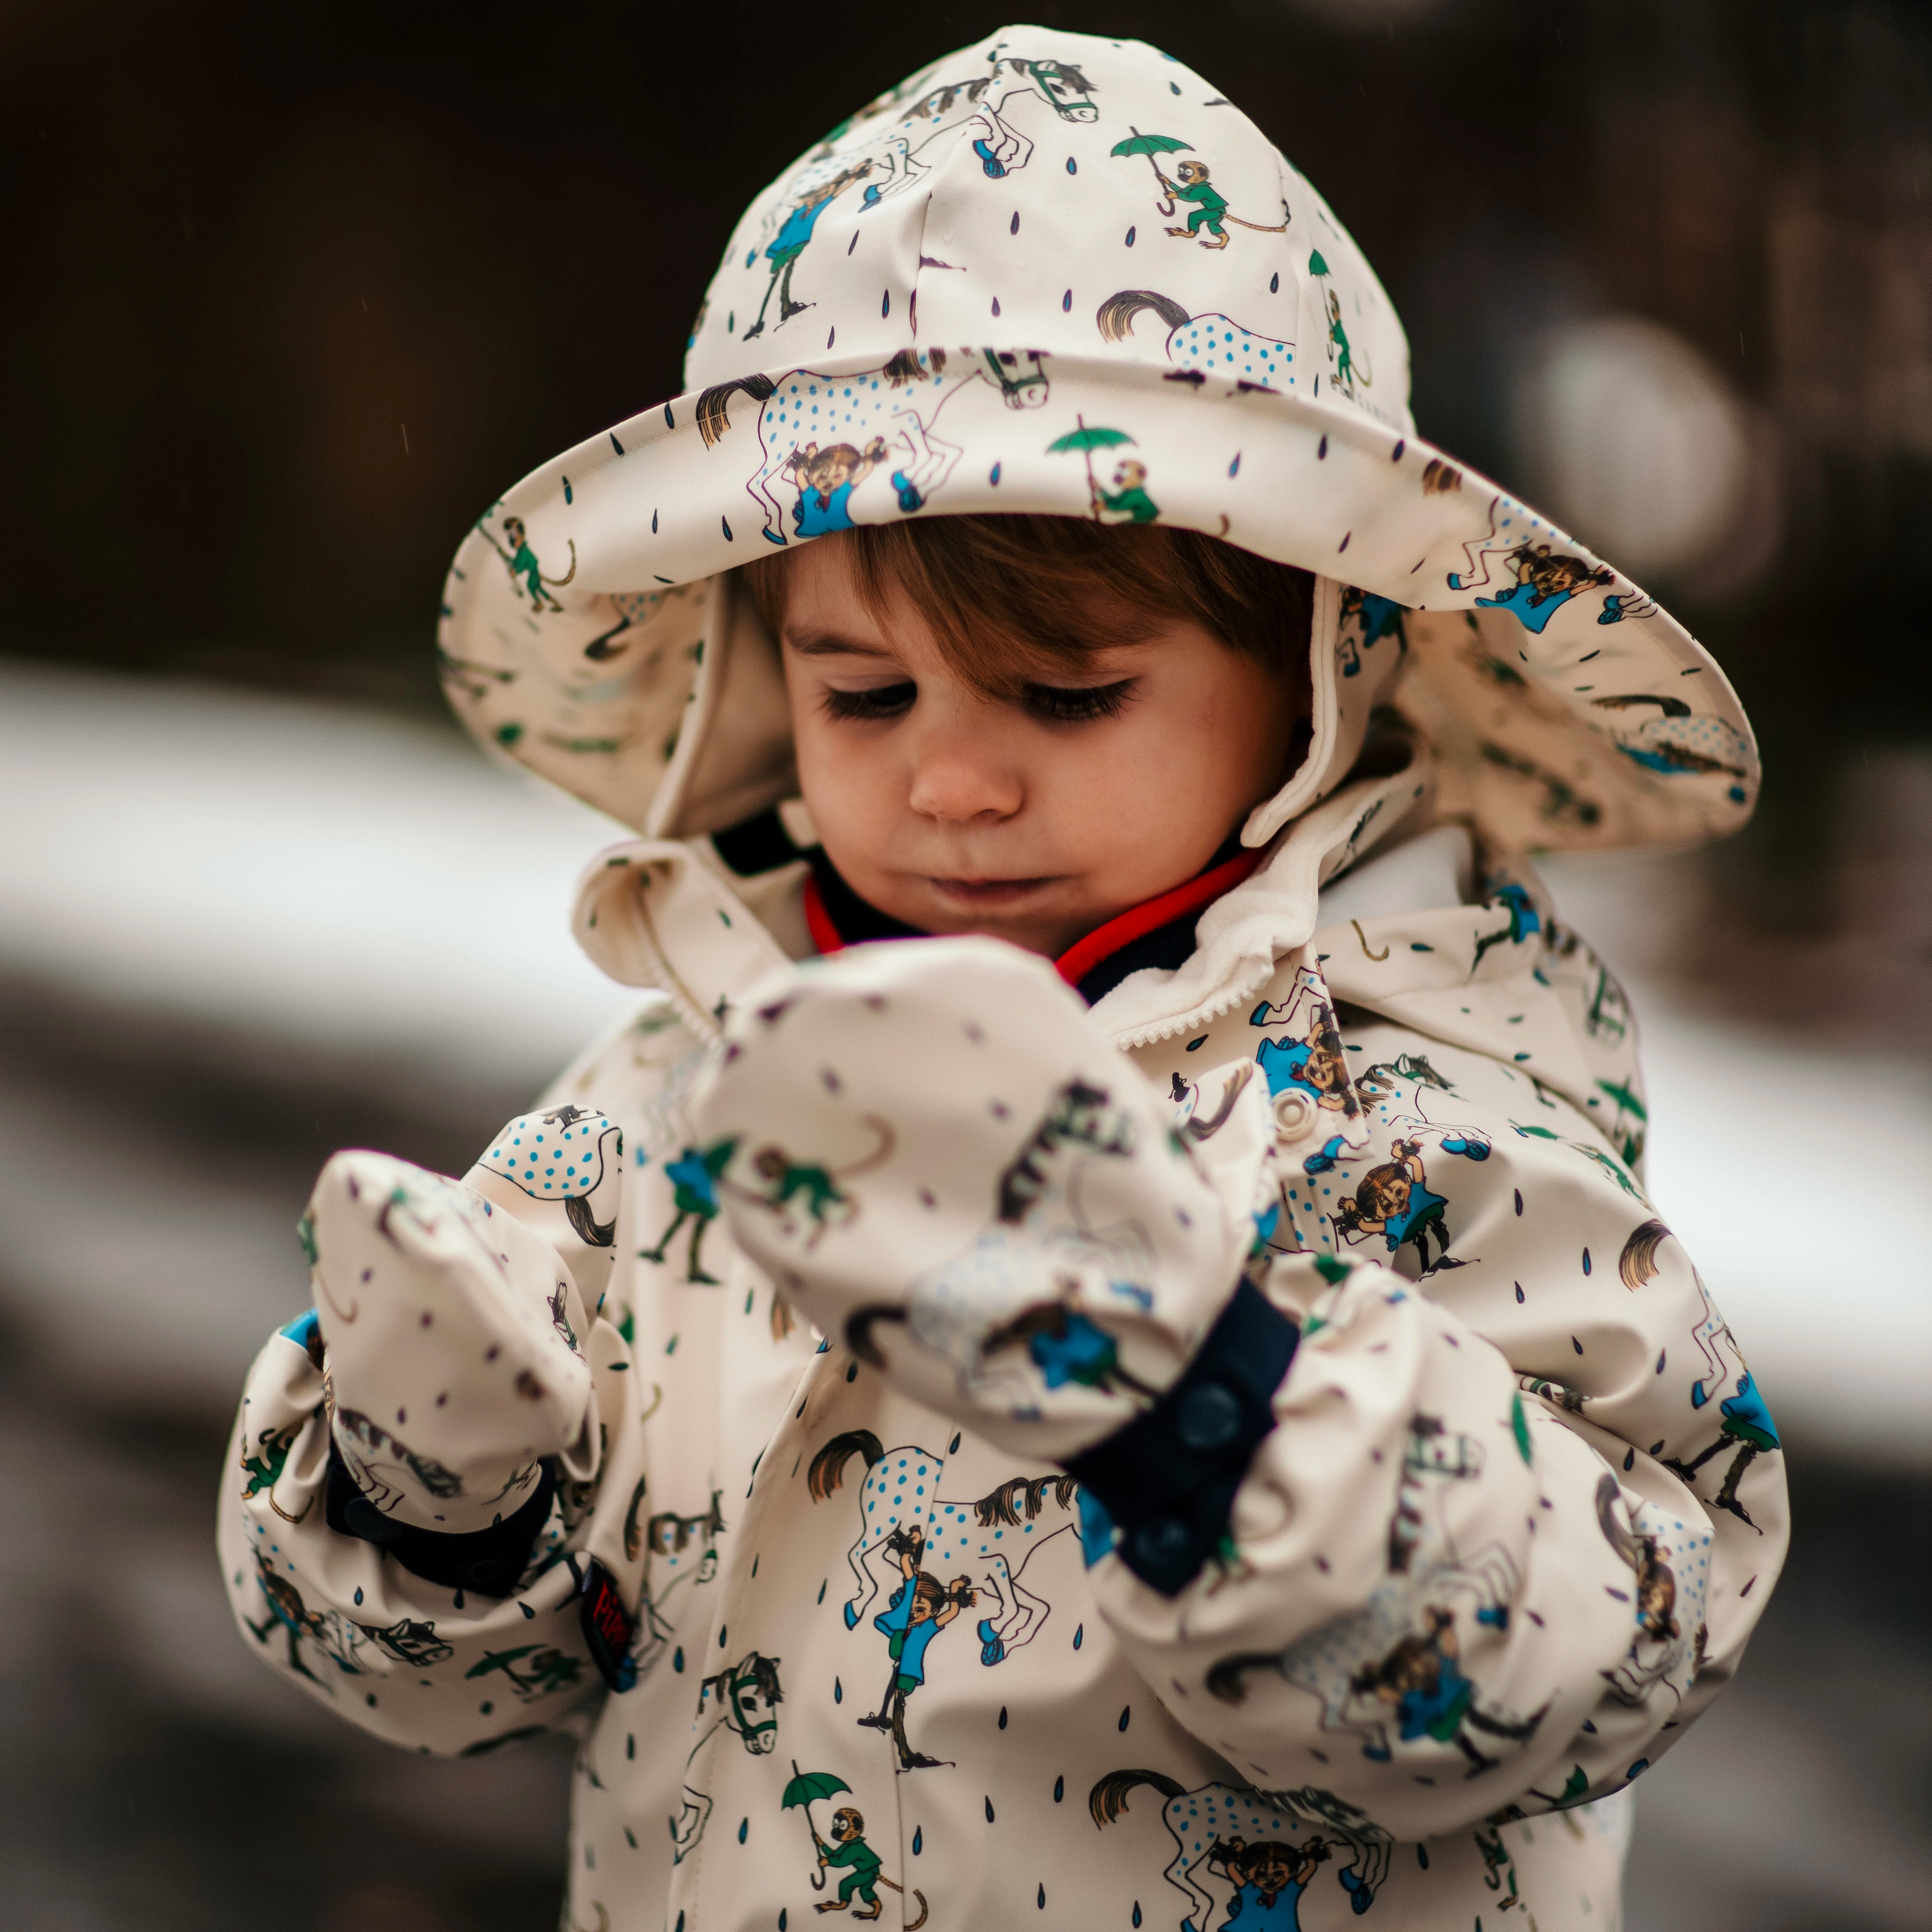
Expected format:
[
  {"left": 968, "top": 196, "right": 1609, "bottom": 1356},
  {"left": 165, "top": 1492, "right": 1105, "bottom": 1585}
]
[{"left": 222, "top": 27, "right": 1785, "bottom": 1932}]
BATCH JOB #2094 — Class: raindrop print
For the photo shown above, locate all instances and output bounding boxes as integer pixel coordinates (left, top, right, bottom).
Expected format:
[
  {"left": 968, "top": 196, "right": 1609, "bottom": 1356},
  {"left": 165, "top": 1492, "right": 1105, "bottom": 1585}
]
[
  {"left": 1269, "top": 272, "right": 1279, "bottom": 293},
  {"left": 882, "top": 290, "right": 890, "bottom": 317},
  {"left": 1118, "top": 1705, "right": 1131, "bottom": 1731},
  {"left": 652, "top": 509, "right": 658, "bottom": 533},
  {"left": 1392, "top": 439, "right": 1405, "bottom": 461},
  {"left": 999, "top": 1707, "right": 1008, "bottom": 1730},
  {"left": 1039, "top": 1885, "right": 1047, "bottom": 1909},
  {"left": 1066, "top": 156, "right": 1077, "bottom": 173},
  {"left": 1624, "top": 1448, "right": 1636, "bottom": 1471},
  {"left": 1515, "top": 1282, "right": 1525, "bottom": 1303},
  {"left": 949, "top": 1433, "right": 962, "bottom": 1454},
  {"left": 1583, "top": 1248, "right": 1593, "bottom": 1276},
  {"left": 835, "top": 1678, "right": 843, "bottom": 1703},
  {"left": 1513, "top": 1189, "right": 1523, "bottom": 1216},
  {"left": 453, "top": 1589, "right": 465, "bottom": 1609},
  {"left": 781, "top": 1915, "right": 787, "bottom": 1931},
  {"left": 1572, "top": 1337, "right": 1584, "bottom": 1355},
  {"left": 985, "top": 1796, "right": 996, "bottom": 1823},
  {"left": 562, "top": 477, "right": 572, "bottom": 504},
  {"left": 678, "top": 1914, "right": 686, "bottom": 1932},
  {"left": 845, "top": 1360, "right": 858, "bottom": 1382},
  {"left": 1418, "top": 1845, "right": 1430, "bottom": 1870},
  {"left": 611, "top": 432, "right": 625, "bottom": 456},
  {"left": 719, "top": 1626, "right": 728, "bottom": 1648},
  {"left": 738, "top": 1818, "right": 748, "bottom": 1844},
  {"left": 664, "top": 403, "right": 675, "bottom": 428},
  {"left": 673, "top": 1647, "right": 685, "bottom": 1672},
  {"left": 848, "top": 232, "right": 858, "bottom": 254},
  {"left": 1011, "top": 212, "right": 1021, "bottom": 235},
  {"left": 1338, "top": 531, "right": 1351, "bottom": 552},
  {"left": 1656, "top": 1349, "right": 1667, "bottom": 1373},
  {"left": 913, "top": 1828, "right": 922, "bottom": 1855},
  {"left": 722, "top": 516, "right": 734, "bottom": 541},
  {"left": 817, "top": 1580, "right": 827, "bottom": 1604},
  {"left": 353, "top": 1587, "right": 363, "bottom": 1606},
  {"left": 827, "top": 327, "right": 835, "bottom": 349},
  {"left": 992, "top": 296, "right": 1002, "bottom": 317},
  {"left": 627, "top": 1734, "right": 635, "bottom": 1759},
  {"left": 1134, "top": 1907, "right": 1143, "bottom": 1928},
  {"left": 520, "top": 1600, "right": 535, "bottom": 1619},
  {"left": 1170, "top": 80, "right": 1181, "bottom": 93},
  {"left": 1126, "top": 225, "right": 1137, "bottom": 246},
  {"left": 1062, "top": 288, "right": 1072, "bottom": 311},
  {"left": 1229, "top": 453, "right": 1241, "bottom": 477},
  {"left": 1073, "top": 1623, "right": 1084, "bottom": 1649},
  {"left": 990, "top": 461, "right": 1002, "bottom": 485},
  {"left": 1054, "top": 1776, "right": 1064, "bottom": 1802},
  {"left": 1317, "top": 435, "right": 1328, "bottom": 459}
]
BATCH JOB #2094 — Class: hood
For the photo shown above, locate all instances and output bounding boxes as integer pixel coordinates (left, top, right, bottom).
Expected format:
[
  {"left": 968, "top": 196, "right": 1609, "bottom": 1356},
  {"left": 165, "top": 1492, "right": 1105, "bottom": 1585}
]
[{"left": 436, "top": 26, "right": 1757, "bottom": 860}]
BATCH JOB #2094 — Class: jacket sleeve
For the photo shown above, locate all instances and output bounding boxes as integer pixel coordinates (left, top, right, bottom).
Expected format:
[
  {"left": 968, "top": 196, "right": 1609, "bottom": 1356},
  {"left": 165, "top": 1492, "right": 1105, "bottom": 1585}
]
[
  {"left": 219, "top": 1104, "right": 651, "bottom": 1757},
  {"left": 219, "top": 1307, "right": 622, "bottom": 1755},
  {"left": 1079, "top": 1005, "right": 1788, "bottom": 1844}
]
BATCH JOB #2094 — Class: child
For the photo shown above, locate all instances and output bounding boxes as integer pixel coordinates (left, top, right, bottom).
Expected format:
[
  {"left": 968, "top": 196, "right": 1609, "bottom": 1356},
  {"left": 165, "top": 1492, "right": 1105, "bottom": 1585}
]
[{"left": 223, "top": 28, "right": 1784, "bottom": 1931}]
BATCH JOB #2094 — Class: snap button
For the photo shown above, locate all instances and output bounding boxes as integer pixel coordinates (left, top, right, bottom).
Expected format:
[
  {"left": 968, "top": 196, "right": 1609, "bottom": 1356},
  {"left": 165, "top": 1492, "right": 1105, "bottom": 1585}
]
[
  {"left": 1176, "top": 1381, "right": 1244, "bottom": 1453},
  {"left": 1272, "top": 1090, "right": 1317, "bottom": 1139},
  {"left": 1131, "top": 1516, "right": 1192, "bottom": 1571}
]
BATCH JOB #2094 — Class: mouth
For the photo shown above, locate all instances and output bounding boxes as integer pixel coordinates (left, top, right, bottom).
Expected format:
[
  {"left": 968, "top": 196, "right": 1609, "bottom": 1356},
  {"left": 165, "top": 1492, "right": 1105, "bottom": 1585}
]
[{"left": 924, "top": 876, "right": 1060, "bottom": 908}]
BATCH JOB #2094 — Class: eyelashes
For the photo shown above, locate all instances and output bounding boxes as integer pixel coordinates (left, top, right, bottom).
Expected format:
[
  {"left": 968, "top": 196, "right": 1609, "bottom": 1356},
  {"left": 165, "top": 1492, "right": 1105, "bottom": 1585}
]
[
  {"left": 821, "top": 682, "right": 916, "bottom": 722},
  {"left": 1022, "top": 678, "right": 1136, "bottom": 724},
  {"left": 819, "top": 679, "right": 1137, "bottom": 725}
]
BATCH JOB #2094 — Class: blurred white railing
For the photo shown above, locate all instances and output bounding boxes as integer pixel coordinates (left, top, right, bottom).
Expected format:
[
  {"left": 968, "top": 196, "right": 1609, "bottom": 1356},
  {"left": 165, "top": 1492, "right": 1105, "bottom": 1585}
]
[{"left": 0, "top": 660, "right": 1924, "bottom": 1463}]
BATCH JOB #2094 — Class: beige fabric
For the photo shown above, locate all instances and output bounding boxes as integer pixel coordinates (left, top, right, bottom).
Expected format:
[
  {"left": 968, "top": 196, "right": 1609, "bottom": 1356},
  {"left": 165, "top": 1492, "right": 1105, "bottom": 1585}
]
[
  {"left": 222, "top": 790, "right": 1786, "bottom": 1931},
  {"left": 434, "top": 27, "right": 1758, "bottom": 858}
]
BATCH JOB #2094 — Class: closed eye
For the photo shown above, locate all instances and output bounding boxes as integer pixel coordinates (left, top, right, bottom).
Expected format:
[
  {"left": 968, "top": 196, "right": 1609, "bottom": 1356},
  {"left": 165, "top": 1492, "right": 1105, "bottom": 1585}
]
[
  {"left": 821, "top": 682, "right": 916, "bottom": 722},
  {"left": 1022, "top": 678, "right": 1137, "bottom": 724}
]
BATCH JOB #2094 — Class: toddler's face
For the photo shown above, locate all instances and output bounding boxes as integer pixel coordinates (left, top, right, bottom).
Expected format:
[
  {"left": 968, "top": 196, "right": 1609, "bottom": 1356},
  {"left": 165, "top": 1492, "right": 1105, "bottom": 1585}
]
[{"left": 776, "top": 537, "right": 1302, "bottom": 956}]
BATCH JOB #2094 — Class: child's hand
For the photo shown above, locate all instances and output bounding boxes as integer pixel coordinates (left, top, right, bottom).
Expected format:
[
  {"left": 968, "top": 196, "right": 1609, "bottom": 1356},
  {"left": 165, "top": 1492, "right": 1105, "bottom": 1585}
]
[
  {"left": 692, "top": 938, "right": 1273, "bottom": 1461},
  {"left": 302, "top": 1111, "right": 614, "bottom": 1536}
]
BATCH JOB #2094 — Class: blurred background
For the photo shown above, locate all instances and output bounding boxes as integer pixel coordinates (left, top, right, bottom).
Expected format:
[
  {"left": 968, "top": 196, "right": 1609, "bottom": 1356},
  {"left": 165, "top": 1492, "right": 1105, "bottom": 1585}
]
[{"left": 1, "top": 1, "right": 1927, "bottom": 1928}]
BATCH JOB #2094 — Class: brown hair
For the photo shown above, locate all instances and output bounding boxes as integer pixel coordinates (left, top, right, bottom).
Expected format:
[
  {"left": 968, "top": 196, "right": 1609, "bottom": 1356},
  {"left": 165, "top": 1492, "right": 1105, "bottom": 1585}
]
[{"left": 740, "top": 514, "right": 1315, "bottom": 698}]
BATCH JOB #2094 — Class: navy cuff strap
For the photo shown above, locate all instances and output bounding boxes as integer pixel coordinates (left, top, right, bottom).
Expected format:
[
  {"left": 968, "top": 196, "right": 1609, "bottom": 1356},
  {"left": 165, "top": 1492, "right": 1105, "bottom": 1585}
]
[
  {"left": 326, "top": 1446, "right": 556, "bottom": 1599},
  {"left": 1063, "top": 1278, "right": 1299, "bottom": 1597}
]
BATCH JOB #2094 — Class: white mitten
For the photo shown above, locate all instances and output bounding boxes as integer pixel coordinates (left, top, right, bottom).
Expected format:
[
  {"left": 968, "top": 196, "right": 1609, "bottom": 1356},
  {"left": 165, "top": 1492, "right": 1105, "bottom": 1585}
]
[
  {"left": 691, "top": 937, "right": 1278, "bottom": 1463},
  {"left": 303, "top": 1107, "right": 618, "bottom": 1535}
]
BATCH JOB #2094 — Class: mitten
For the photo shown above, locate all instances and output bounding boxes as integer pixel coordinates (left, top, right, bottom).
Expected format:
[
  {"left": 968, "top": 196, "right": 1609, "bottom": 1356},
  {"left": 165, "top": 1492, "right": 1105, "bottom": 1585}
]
[
  {"left": 690, "top": 937, "right": 1281, "bottom": 1463},
  {"left": 303, "top": 1106, "right": 621, "bottom": 1536}
]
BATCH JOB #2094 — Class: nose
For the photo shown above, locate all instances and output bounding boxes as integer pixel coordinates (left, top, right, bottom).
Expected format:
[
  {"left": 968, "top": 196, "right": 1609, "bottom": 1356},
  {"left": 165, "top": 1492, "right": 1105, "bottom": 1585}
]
[{"left": 906, "top": 713, "right": 1024, "bottom": 825}]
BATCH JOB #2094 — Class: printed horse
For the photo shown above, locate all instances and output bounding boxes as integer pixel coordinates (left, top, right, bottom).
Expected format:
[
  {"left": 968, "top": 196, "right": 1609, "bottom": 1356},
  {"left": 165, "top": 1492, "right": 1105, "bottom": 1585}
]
[
  {"left": 727, "top": 347, "right": 1050, "bottom": 545},
  {"left": 1090, "top": 1770, "right": 1392, "bottom": 1925},
  {"left": 672, "top": 1649, "right": 783, "bottom": 1863},
  {"left": 892, "top": 1076, "right": 1160, "bottom": 1406},
  {"left": 807, "top": 1431, "right": 1080, "bottom": 1663}
]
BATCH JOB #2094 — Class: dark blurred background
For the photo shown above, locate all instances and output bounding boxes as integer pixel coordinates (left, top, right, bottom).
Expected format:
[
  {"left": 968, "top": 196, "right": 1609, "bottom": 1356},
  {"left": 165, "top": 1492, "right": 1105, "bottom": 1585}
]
[{"left": 2, "top": 2, "right": 1927, "bottom": 1928}]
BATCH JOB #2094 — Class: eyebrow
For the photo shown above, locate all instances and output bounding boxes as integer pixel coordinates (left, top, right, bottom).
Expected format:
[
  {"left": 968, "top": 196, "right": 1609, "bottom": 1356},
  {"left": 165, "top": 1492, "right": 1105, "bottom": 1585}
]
[{"left": 782, "top": 630, "right": 898, "bottom": 660}]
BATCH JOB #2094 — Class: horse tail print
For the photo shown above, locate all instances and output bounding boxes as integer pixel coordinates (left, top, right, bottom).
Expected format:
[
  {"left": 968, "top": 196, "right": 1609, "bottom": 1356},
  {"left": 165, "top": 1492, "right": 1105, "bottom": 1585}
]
[
  {"left": 696, "top": 375, "right": 778, "bottom": 449},
  {"left": 1088, "top": 1768, "right": 1187, "bottom": 1827},
  {"left": 807, "top": 1429, "right": 885, "bottom": 1502},
  {"left": 1095, "top": 289, "right": 1191, "bottom": 342},
  {"left": 1619, "top": 1218, "right": 1672, "bottom": 1289}
]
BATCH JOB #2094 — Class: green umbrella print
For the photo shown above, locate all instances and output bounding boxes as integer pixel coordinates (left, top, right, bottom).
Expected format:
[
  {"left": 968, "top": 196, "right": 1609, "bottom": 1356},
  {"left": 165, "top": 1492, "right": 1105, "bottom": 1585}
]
[
  {"left": 1111, "top": 127, "right": 1193, "bottom": 214},
  {"left": 1047, "top": 416, "right": 1138, "bottom": 519},
  {"left": 782, "top": 1760, "right": 852, "bottom": 1889}
]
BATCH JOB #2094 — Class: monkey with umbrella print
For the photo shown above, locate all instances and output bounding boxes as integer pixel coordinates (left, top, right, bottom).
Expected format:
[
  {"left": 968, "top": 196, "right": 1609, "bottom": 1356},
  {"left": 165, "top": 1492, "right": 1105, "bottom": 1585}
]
[{"left": 782, "top": 1766, "right": 928, "bottom": 1925}]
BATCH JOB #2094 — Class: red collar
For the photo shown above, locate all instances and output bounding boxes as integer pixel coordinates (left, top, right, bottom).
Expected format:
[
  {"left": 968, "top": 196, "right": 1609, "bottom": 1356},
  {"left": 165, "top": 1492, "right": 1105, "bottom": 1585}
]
[{"left": 803, "top": 845, "right": 1263, "bottom": 991}]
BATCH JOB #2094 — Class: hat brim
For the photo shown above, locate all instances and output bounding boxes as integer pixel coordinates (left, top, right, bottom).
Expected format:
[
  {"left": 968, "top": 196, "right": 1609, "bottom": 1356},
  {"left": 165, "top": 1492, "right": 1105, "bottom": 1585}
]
[{"left": 439, "top": 347, "right": 1756, "bottom": 853}]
